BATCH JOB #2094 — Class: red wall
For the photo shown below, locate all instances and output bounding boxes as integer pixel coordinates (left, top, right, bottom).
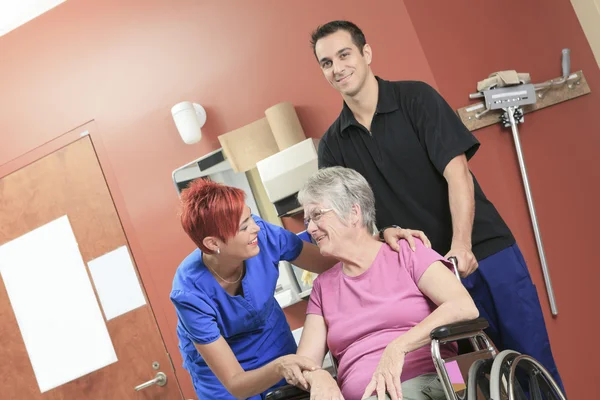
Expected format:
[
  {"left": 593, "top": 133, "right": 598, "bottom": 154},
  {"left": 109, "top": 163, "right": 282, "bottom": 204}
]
[
  {"left": 0, "top": 0, "right": 597, "bottom": 398},
  {"left": 404, "top": 2, "right": 600, "bottom": 398}
]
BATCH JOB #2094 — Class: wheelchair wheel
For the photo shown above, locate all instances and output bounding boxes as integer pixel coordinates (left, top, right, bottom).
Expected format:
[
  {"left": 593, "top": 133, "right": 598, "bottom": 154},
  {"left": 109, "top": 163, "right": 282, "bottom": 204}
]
[
  {"left": 466, "top": 358, "right": 493, "bottom": 400},
  {"left": 507, "top": 355, "right": 567, "bottom": 400},
  {"left": 490, "top": 350, "right": 564, "bottom": 400},
  {"left": 490, "top": 350, "right": 528, "bottom": 400},
  {"left": 490, "top": 350, "right": 521, "bottom": 399}
]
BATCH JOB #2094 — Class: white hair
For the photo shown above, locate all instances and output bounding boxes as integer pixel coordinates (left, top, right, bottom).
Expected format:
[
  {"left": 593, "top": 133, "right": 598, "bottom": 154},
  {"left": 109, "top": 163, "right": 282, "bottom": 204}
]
[{"left": 298, "top": 166, "right": 377, "bottom": 235}]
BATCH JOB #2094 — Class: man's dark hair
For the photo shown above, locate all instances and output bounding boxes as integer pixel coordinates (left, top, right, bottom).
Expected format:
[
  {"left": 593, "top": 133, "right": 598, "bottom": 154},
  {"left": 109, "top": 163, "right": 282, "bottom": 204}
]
[{"left": 310, "top": 20, "right": 366, "bottom": 59}]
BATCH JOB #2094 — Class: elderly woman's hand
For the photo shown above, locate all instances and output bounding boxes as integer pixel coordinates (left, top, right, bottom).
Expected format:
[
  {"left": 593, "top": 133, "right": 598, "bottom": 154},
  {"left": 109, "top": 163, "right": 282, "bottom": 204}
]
[
  {"left": 382, "top": 227, "right": 431, "bottom": 252},
  {"left": 361, "top": 343, "right": 406, "bottom": 400},
  {"left": 304, "top": 370, "right": 345, "bottom": 400},
  {"left": 275, "top": 355, "right": 321, "bottom": 391}
]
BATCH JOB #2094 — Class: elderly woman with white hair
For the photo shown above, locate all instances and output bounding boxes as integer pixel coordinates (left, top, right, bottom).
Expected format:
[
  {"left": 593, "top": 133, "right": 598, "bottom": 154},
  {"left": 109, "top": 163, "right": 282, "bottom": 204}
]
[{"left": 295, "top": 167, "right": 479, "bottom": 400}]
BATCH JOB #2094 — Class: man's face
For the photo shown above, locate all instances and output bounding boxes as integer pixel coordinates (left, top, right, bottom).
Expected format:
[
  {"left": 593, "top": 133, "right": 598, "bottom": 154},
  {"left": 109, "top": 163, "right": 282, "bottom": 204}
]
[{"left": 314, "top": 30, "right": 372, "bottom": 97}]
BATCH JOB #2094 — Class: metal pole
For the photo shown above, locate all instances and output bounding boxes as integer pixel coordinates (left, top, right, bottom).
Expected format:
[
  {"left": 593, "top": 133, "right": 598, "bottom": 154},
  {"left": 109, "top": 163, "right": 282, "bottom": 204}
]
[{"left": 506, "top": 107, "right": 558, "bottom": 316}]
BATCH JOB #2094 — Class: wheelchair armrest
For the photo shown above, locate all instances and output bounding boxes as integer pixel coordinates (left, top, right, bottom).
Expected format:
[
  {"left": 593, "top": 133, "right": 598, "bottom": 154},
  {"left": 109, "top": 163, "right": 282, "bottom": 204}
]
[
  {"left": 430, "top": 317, "right": 489, "bottom": 340},
  {"left": 265, "top": 384, "right": 309, "bottom": 400}
]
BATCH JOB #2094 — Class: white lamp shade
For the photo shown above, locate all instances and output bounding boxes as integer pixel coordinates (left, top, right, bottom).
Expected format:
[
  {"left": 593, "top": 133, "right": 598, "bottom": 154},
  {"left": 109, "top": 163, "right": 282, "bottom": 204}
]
[{"left": 171, "top": 101, "right": 207, "bottom": 144}]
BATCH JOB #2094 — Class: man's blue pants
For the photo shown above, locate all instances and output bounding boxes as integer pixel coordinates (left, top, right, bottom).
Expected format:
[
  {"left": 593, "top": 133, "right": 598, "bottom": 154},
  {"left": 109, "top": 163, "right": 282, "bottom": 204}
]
[{"left": 462, "top": 243, "right": 564, "bottom": 392}]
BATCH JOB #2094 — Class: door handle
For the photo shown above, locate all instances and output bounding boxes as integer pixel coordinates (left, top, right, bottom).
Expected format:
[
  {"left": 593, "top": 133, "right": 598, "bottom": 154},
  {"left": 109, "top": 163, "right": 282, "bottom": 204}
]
[{"left": 134, "top": 372, "right": 168, "bottom": 391}]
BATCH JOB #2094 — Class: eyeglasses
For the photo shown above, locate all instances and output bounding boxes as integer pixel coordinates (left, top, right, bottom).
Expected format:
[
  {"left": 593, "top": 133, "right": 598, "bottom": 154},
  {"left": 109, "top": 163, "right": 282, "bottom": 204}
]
[{"left": 303, "top": 208, "right": 333, "bottom": 228}]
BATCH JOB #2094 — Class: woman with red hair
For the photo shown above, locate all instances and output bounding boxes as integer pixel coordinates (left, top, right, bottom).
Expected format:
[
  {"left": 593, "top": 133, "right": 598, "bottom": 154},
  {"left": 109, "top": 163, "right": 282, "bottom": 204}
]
[{"left": 170, "top": 178, "right": 428, "bottom": 400}]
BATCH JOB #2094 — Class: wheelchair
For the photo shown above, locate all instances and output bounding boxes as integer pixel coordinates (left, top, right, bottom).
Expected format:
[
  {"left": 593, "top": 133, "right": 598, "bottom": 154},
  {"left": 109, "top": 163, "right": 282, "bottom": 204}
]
[{"left": 265, "top": 317, "right": 566, "bottom": 400}]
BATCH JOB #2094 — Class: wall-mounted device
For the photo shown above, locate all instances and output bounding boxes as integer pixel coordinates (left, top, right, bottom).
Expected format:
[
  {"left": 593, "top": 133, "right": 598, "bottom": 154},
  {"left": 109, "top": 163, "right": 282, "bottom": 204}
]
[
  {"left": 455, "top": 49, "right": 589, "bottom": 317},
  {"left": 171, "top": 102, "right": 207, "bottom": 145}
]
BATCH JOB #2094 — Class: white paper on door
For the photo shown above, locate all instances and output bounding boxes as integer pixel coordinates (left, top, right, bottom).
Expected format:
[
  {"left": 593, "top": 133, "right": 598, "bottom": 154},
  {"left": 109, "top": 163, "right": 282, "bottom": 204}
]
[
  {"left": 0, "top": 216, "right": 118, "bottom": 393},
  {"left": 87, "top": 245, "right": 146, "bottom": 321}
]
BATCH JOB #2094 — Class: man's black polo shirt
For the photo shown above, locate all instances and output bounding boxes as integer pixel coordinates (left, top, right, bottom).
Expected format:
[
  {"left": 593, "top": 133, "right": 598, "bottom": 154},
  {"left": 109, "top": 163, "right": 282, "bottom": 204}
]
[{"left": 318, "top": 78, "right": 514, "bottom": 260}]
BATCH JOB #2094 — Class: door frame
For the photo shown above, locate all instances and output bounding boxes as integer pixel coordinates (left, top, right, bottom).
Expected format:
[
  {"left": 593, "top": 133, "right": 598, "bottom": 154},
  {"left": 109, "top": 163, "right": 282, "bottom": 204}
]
[{"left": 0, "top": 120, "right": 184, "bottom": 398}]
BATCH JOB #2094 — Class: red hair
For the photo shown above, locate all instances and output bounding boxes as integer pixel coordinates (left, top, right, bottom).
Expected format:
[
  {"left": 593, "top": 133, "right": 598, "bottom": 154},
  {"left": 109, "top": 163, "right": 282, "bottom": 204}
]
[{"left": 180, "top": 178, "right": 245, "bottom": 254}]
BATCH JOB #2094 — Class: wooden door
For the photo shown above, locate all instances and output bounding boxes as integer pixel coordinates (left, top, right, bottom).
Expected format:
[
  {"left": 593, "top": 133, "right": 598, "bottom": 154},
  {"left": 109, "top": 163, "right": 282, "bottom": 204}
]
[{"left": 0, "top": 136, "right": 182, "bottom": 399}]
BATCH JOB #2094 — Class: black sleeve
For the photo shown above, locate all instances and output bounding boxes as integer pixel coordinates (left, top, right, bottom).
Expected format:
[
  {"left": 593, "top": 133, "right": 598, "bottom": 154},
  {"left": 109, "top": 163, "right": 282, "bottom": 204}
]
[
  {"left": 408, "top": 82, "right": 480, "bottom": 175},
  {"left": 317, "top": 137, "right": 339, "bottom": 169}
]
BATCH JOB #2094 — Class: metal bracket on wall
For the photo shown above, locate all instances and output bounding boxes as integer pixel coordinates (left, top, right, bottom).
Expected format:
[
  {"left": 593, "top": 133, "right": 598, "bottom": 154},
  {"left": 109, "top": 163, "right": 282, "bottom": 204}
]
[
  {"left": 456, "top": 70, "right": 591, "bottom": 132},
  {"left": 455, "top": 51, "right": 592, "bottom": 316}
]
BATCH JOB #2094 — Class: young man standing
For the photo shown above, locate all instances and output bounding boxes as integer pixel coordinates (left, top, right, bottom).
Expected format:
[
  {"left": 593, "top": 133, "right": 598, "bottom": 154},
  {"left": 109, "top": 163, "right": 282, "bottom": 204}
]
[{"left": 310, "top": 20, "right": 563, "bottom": 395}]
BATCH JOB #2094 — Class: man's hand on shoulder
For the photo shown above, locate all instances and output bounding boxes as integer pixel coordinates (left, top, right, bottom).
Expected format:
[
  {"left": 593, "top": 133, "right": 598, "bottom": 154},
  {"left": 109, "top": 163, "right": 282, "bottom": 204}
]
[{"left": 381, "top": 226, "right": 431, "bottom": 252}]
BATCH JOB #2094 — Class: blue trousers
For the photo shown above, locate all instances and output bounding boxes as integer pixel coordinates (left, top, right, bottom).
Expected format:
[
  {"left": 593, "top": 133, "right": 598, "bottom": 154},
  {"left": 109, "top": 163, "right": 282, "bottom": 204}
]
[{"left": 461, "top": 244, "right": 564, "bottom": 392}]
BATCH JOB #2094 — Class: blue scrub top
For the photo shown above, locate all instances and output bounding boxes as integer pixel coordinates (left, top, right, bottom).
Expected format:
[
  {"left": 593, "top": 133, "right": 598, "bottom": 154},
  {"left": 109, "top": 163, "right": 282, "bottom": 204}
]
[{"left": 170, "top": 216, "right": 304, "bottom": 400}]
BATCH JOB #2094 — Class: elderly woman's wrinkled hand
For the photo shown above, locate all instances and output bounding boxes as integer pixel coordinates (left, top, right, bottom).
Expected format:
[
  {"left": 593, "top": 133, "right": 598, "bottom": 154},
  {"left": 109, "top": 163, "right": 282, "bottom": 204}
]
[
  {"left": 383, "top": 227, "right": 431, "bottom": 252},
  {"left": 361, "top": 344, "right": 406, "bottom": 400},
  {"left": 276, "top": 355, "right": 321, "bottom": 391},
  {"left": 303, "top": 370, "right": 345, "bottom": 400}
]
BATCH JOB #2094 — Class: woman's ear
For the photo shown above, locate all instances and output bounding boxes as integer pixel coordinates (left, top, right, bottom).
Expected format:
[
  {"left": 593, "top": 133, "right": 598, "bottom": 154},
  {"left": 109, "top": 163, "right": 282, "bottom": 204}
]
[
  {"left": 350, "top": 204, "right": 362, "bottom": 227},
  {"left": 202, "top": 236, "right": 220, "bottom": 253}
]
